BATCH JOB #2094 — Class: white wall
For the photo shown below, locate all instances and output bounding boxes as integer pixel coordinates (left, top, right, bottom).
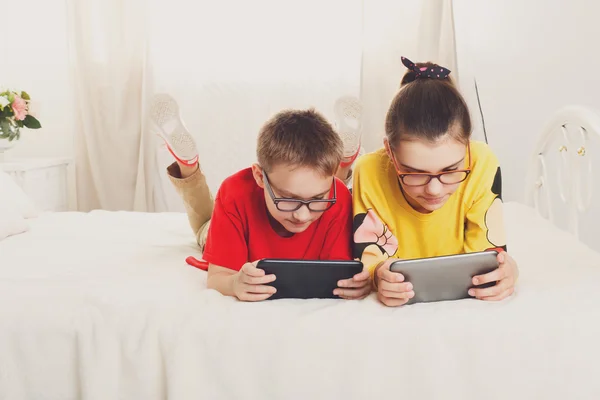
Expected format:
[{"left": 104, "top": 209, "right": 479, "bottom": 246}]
[
  {"left": 3, "top": 1, "right": 600, "bottom": 248},
  {"left": 360, "top": 0, "right": 423, "bottom": 153},
  {"left": 454, "top": 0, "right": 600, "bottom": 200},
  {"left": 453, "top": 0, "right": 600, "bottom": 251},
  {"left": 5, "top": 1, "right": 598, "bottom": 183},
  {"left": 1, "top": 0, "right": 76, "bottom": 208},
  {"left": 1, "top": 0, "right": 74, "bottom": 159}
]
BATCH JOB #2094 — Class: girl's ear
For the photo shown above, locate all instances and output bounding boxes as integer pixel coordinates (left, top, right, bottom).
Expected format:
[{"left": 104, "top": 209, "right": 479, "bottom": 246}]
[
  {"left": 383, "top": 137, "right": 393, "bottom": 159},
  {"left": 384, "top": 138, "right": 401, "bottom": 174},
  {"left": 251, "top": 163, "right": 265, "bottom": 189}
]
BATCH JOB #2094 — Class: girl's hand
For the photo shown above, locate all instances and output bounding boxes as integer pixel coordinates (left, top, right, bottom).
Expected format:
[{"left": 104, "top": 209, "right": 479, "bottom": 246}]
[
  {"left": 469, "top": 251, "right": 518, "bottom": 301},
  {"left": 375, "top": 258, "right": 415, "bottom": 307}
]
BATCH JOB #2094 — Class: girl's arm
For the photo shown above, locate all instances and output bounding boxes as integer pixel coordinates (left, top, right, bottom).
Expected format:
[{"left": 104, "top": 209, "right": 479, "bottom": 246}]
[{"left": 464, "top": 166, "right": 507, "bottom": 253}]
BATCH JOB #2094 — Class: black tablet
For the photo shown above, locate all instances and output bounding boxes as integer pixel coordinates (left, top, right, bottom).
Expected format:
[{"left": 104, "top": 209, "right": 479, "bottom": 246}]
[
  {"left": 256, "top": 259, "right": 363, "bottom": 300},
  {"left": 389, "top": 251, "right": 499, "bottom": 305}
]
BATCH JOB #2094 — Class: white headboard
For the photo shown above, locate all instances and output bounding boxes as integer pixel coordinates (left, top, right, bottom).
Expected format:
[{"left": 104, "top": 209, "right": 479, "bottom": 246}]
[{"left": 526, "top": 105, "right": 600, "bottom": 242}]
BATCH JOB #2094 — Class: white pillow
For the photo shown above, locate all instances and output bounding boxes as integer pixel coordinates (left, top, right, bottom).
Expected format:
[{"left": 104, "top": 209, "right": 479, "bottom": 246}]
[
  {"left": 0, "top": 170, "right": 39, "bottom": 218},
  {"left": 0, "top": 197, "right": 28, "bottom": 240}
]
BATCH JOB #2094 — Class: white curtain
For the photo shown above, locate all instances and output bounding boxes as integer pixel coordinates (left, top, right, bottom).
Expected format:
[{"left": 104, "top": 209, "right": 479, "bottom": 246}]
[
  {"left": 359, "top": 0, "right": 458, "bottom": 154},
  {"left": 360, "top": 0, "right": 423, "bottom": 153},
  {"left": 66, "top": 0, "right": 155, "bottom": 212},
  {"left": 147, "top": 0, "right": 363, "bottom": 211},
  {"left": 417, "top": 0, "right": 459, "bottom": 81},
  {"left": 65, "top": 0, "right": 457, "bottom": 212}
]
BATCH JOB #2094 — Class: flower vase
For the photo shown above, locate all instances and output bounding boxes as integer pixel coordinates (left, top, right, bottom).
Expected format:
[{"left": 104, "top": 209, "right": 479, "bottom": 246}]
[
  {"left": 0, "top": 138, "right": 18, "bottom": 162},
  {"left": 0, "top": 88, "right": 42, "bottom": 159}
]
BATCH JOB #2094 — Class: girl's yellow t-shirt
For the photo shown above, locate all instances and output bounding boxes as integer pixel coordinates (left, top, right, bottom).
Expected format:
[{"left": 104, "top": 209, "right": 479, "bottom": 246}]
[{"left": 352, "top": 141, "right": 506, "bottom": 275}]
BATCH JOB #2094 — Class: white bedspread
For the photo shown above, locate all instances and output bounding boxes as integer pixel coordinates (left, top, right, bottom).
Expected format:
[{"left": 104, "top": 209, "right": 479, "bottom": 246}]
[{"left": 0, "top": 202, "right": 599, "bottom": 400}]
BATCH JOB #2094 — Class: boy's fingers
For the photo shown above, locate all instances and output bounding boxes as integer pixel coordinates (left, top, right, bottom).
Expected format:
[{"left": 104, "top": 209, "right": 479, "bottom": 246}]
[
  {"left": 338, "top": 274, "right": 371, "bottom": 288},
  {"left": 334, "top": 285, "right": 371, "bottom": 299},
  {"left": 337, "top": 294, "right": 369, "bottom": 300},
  {"left": 239, "top": 292, "right": 274, "bottom": 302},
  {"left": 353, "top": 270, "right": 370, "bottom": 281},
  {"left": 246, "top": 284, "right": 277, "bottom": 295},
  {"left": 242, "top": 274, "right": 276, "bottom": 285},
  {"left": 242, "top": 263, "right": 266, "bottom": 277},
  {"left": 337, "top": 278, "right": 359, "bottom": 288}
]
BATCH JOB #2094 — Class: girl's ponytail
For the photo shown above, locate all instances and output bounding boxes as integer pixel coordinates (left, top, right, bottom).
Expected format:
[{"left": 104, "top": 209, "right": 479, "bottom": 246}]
[{"left": 387, "top": 56, "right": 471, "bottom": 147}]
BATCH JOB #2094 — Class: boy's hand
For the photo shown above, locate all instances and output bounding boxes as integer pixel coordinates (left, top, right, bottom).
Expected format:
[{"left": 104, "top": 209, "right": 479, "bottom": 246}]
[
  {"left": 375, "top": 258, "right": 415, "bottom": 307},
  {"left": 334, "top": 269, "right": 371, "bottom": 300},
  {"left": 469, "top": 251, "right": 518, "bottom": 301},
  {"left": 232, "top": 261, "right": 277, "bottom": 302}
]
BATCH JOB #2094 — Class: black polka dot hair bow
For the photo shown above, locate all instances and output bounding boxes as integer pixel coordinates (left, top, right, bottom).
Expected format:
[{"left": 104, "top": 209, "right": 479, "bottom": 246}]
[{"left": 401, "top": 56, "right": 451, "bottom": 79}]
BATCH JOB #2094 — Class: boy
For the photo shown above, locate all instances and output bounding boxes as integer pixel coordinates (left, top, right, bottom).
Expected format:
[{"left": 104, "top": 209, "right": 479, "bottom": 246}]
[{"left": 152, "top": 95, "right": 369, "bottom": 301}]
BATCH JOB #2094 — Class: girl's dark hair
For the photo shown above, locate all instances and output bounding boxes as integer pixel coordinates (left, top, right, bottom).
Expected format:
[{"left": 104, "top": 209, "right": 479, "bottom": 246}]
[{"left": 386, "top": 61, "right": 472, "bottom": 147}]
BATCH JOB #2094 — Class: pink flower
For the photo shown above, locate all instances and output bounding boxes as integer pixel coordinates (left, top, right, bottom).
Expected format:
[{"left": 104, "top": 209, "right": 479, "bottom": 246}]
[{"left": 11, "top": 95, "right": 28, "bottom": 121}]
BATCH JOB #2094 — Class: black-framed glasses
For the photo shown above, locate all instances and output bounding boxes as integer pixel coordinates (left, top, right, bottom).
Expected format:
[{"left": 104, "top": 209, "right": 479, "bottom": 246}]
[
  {"left": 398, "top": 170, "right": 471, "bottom": 186},
  {"left": 389, "top": 143, "right": 472, "bottom": 187},
  {"left": 263, "top": 171, "right": 336, "bottom": 212}
]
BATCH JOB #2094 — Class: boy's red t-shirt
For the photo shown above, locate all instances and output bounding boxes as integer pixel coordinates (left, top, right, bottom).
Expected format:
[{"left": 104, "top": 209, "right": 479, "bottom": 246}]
[{"left": 202, "top": 168, "right": 353, "bottom": 270}]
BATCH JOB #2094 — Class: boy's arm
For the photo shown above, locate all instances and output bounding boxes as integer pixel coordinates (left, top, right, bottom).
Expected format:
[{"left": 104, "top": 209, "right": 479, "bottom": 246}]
[
  {"left": 201, "top": 193, "right": 249, "bottom": 271},
  {"left": 201, "top": 188, "right": 276, "bottom": 300},
  {"left": 206, "top": 264, "right": 236, "bottom": 296},
  {"left": 207, "top": 262, "right": 277, "bottom": 301},
  {"left": 199, "top": 187, "right": 273, "bottom": 301},
  {"left": 202, "top": 193, "right": 246, "bottom": 297}
]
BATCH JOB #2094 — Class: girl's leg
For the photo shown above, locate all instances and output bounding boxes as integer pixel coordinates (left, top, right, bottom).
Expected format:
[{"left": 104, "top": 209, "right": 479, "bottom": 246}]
[
  {"left": 334, "top": 95, "right": 363, "bottom": 189},
  {"left": 336, "top": 144, "right": 365, "bottom": 190},
  {"left": 336, "top": 164, "right": 354, "bottom": 186}
]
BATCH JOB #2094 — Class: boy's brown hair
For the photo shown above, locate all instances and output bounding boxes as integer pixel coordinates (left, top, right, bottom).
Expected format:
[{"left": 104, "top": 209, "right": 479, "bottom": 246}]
[{"left": 257, "top": 108, "right": 342, "bottom": 176}]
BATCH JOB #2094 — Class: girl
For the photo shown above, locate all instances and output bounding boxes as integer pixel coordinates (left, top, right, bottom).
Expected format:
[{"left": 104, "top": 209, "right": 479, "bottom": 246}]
[{"left": 349, "top": 57, "right": 518, "bottom": 306}]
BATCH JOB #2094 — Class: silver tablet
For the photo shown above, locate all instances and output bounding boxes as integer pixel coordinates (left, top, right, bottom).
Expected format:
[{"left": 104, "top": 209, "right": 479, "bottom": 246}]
[{"left": 389, "top": 251, "right": 499, "bottom": 305}]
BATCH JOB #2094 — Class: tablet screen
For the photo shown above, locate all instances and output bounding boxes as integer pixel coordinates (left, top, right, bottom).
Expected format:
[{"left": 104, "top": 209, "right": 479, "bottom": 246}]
[{"left": 257, "top": 259, "right": 363, "bottom": 300}]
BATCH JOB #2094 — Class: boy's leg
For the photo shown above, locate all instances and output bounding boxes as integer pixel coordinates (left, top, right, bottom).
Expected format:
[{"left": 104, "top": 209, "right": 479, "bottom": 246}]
[
  {"left": 151, "top": 93, "right": 213, "bottom": 250},
  {"left": 167, "top": 161, "right": 213, "bottom": 250}
]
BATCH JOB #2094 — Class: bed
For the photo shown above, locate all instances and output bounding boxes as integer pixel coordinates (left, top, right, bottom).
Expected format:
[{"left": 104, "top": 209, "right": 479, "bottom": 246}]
[{"left": 1, "top": 106, "right": 600, "bottom": 400}]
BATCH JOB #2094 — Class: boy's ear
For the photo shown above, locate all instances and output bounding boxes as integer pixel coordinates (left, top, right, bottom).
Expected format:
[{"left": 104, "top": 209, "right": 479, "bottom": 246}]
[{"left": 251, "top": 163, "right": 265, "bottom": 188}]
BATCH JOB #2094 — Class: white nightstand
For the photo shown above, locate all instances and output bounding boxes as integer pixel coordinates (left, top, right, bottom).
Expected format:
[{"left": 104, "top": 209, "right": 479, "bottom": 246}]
[{"left": 1, "top": 158, "right": 71, "bottom": 212}]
